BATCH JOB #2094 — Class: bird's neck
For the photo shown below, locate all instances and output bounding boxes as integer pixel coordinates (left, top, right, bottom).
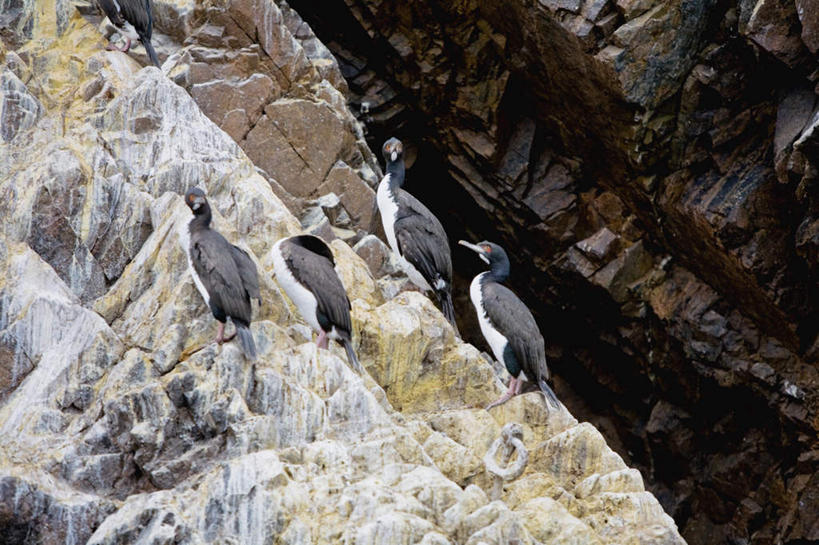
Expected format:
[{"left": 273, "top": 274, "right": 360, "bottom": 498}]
[
  {"left": 384, "top": 160, "right": 405, "bottom": 189},
  {"left": 485, "top": 260, "right": 510, "bottom": 283},
  {"left": 189, "top": 208, "right": 212, "bottom": 232}
]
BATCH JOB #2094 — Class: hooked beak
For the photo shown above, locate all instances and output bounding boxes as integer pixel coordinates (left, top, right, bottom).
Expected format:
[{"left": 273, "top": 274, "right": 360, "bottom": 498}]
[
  {"left": 458, "top": 240, "right": 490, "bottom": 264},
  {"left": 390, "top": 150, "right": 397, "bottom": 162}
]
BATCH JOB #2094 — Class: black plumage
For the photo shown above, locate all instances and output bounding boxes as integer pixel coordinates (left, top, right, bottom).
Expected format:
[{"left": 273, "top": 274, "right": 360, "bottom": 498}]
[
  {"left": 273, "top": 235, "right": 363, "bottom": 373},
  {"left": 185, "top": 188, "right": 259, "bottom": 360},
  {"left": 377, "top": 137, "right": 459, "bottom": 336},
  {"left": 459, "top": 240, "right": 560, "bottom": 411},
  {"left": 97, "top": 0, "right": 160, "bottom": 67}
]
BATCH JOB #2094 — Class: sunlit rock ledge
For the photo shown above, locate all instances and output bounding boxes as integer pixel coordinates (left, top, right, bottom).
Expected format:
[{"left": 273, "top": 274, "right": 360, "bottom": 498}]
[{"left": 0, "top": 4, "right": 684, "bottom": 544}]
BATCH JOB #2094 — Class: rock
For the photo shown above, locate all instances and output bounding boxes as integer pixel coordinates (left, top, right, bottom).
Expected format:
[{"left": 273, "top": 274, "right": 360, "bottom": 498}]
[
  {"left": 796, "top": 0, "right": 819, "bottom": 53},
  {"left": 743, "top": 0, "right": 809, "bottom": 67},
  {"left": 0, "top": 68, "right": 43, "bottom": 142},
  {"left": 576, "top": 227, "right": 620, "bottom": 262},
  {"left": 608, "top": 0, "right": 718, "bottom": 108},
  {"left": 0, "top": 3, "right": 686, "bottom": 545},
  {"left": 244, "top": 99, "right": 353, "bottom": 198},
  {"left": 353, "top": 234, "right": 406, "bottom": 280},
  {"left": 317, "top": 161, "right": 378, "bottom": 228}
]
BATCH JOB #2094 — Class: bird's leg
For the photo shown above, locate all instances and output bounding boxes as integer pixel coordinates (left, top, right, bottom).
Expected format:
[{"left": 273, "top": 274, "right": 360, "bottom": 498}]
[
  {"left": 316, "top": 330, "right": 329, "bottom": 349},
  {"left": 514, "top": 377, "right": 525, "bottom": 395},
  {"left": 106, "top": 36, "right": 132, "bottom": 52},
  {"left": 214, "top": 322, "right": 236, "bottom": 344},
  {"left": 486, "top": 377, "right": 518, "bottom": 410},
  {"left": 221, "top": 325, "right": 237, "bottom": 343}
]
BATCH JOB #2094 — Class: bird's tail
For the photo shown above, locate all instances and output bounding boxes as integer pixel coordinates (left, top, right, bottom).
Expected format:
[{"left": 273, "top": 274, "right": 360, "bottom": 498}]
[
  {"left": 437, "top": 290, "right": 460, "bottom": 338},
  {"left": 342, "top": 339, "right": 365, "bottom": 375},
  {"left": 141, "top": 37, "right": 161, "bottom": 68},
  {"left": 236, "top": 323, "right": 257, "bottom": 361},
  {"left": 537, "top": 377, "right": 561, "bottom": 411}
]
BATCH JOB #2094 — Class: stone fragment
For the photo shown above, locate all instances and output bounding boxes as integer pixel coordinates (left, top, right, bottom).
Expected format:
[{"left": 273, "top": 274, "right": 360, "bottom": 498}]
[
  {"left": 744, "top": 0, "right": 809, "bottom": 66},
  {"left": 317, "top": 161, "right": 378, "bottom": 229},
  {"left": 576, "top": 227, "right": 620, "bottom": 261},
  {"left": 796, "top": 0, "right": 819, "bottom": 53},
  {"left": 0, "top": 69, "right": 42, "bottom": 142}
]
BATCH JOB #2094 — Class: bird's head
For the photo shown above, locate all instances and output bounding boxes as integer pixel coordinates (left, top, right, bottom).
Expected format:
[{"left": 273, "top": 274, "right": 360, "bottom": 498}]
[
  {"left": 185, "top": 187, "right": 208, "bottom": 214},
  {"left": 458, "top": 240, "right": 507, "bottom": 266},
  {"left": 382, "top": 137, "right": 404, "bottom": 164}
]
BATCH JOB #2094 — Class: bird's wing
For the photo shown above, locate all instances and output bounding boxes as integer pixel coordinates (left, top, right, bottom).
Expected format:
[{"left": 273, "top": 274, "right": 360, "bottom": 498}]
[
  {"left": 117, "top": 0, "right": 153, "bottom": 37},
  {"left": 393, "top": 191, "right": 453, "bottom": 287},
  {"left": 286, "top": 246, "right": 352, "bottom": 335},
  {"left": 97, "top": 0, "right": 125, "bottom": 26},
  {"left": 191, "top": 231, "right": 252, "bottom": 323},
  {"left": 482, "top": 282, "right": 549, "bottom": 383},
  {"left": 231, "top": 245, "right": 261, "bottom": 301}
]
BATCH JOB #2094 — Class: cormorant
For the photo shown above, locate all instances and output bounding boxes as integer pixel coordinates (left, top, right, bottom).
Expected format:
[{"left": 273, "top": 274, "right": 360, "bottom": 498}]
[
  {"left": 97, "top": 0, "right": 161, "bottom": 67},
  {"left": 376, "top": 137, "right": 459, "bottom": 335},
  {"left": 272, "top": 235, "right": 364, "bottom": 373},
  {"left": 459, "top": 240, "right": 560, "bottom": 411},
  {"left": 184, "top": 187, "right": 259, "bottom": 360}
]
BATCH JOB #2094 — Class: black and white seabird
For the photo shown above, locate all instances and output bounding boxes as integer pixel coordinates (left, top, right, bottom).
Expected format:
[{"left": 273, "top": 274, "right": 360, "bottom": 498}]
[
  {"left": 376, "top": 137, "right": 459, "bottom": 335},
  {"left": 272, "top": 235, "right": 364, "bottom": 373},
  {"left": 184, "top": 188, "right": 260, "bottom": 360},
  {"left": 459, "top": 240, "right": 560, "bottom": 411},
  {"left": 97, "top": 0, "right": 161, "bottom": 67}
]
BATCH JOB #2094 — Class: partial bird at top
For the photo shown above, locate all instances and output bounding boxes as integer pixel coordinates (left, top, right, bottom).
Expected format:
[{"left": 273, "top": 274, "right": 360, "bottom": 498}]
[
  {"left": 184, "top": 187, "right": 260, "bottom": 360},
  {"left": 97, "top": 0, "right": 161, "bottom": 68},
  {"left": 376, "top": 137, "right": 460, "bottom": 336},
  {"left": 459, "top": 239, "right": 560, "bottom": 412}
]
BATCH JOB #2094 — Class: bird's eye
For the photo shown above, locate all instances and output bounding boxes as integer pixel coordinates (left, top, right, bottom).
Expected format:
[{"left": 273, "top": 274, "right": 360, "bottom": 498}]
[{"left": 484, "top": 246, "right": 491, "bottom": 253}]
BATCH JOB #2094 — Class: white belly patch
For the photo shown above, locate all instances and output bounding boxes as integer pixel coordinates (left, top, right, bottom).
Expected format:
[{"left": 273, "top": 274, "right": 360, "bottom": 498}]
[
  {"left": 377, "top": 174, "right": 400, "bottom": 254},
  {"left": 377, "top": 175, "right": 433, "bottom": 292},
  {"left": 470, "top": 274, "right": 509, "bottom": 366},
  {"left": 272, "top": 240, "right": 321, "bottom": 333},
  {"left": 182, "top": 221, "right": 210, "bottom": 307}
]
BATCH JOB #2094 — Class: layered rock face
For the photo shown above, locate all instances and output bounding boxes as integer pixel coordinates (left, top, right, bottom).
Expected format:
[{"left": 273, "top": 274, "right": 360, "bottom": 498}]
[
  {"left": 0, "top": 1, "right": 683, "bottom": 544},
  {"left": 286, "top": 0, "right": 819, "bottom": 543}
]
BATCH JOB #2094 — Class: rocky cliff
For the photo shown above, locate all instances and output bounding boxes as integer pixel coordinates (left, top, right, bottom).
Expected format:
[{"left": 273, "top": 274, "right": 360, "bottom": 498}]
[
  {"left": 0, "top": 1, "right": 684, "bottom": 544},
  {"left": 281, "top": 0, "right": 819, "bottom": 543}
]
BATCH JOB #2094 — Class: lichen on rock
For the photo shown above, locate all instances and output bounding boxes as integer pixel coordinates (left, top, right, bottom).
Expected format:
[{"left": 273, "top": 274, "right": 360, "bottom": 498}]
[{"left": 0, "top": 2, "right": 684, "bottom": 544}]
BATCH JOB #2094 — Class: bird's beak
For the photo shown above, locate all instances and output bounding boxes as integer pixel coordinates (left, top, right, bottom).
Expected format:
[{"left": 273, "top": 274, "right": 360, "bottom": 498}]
[
  {"left": 391, "top": 150, "right": 397, "bottom": 162},
  {"left": 458, "top": 240, "right": 490, "bottom": 264}
]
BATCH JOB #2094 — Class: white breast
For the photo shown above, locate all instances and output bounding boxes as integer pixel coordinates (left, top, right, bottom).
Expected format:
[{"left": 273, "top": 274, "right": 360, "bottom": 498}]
[
  {"left": 376, "top": 174, "right": 400, "bottom": 254},
  {"left": 376, "top": 175, "right": 433, "bottom": 292},
  {"left": 470, "top": 273, "right": 510, "bottom": 366},
  {"left": 272, "top": 240, "right": 321, "bottom": 333},
  {"left": 184, "top": 223, "right": 211, "bottom": 307}
]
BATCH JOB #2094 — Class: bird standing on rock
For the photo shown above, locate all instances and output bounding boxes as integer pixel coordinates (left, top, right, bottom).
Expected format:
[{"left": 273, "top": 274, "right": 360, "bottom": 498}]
[
  {"left": 272, "top": 235, "right": 364, "bottom": 374},
  {"left": 459, "top": 240, "right": 560, "bottom": 411},
  {"left": 376, "top": 137, "right": 460, "bottom": 336},
  {"left": 184, "top": 188, "right": 260, "bottom": 360},
  {"left": 97, "top": 0, "right": 161, "bottom": 68}
]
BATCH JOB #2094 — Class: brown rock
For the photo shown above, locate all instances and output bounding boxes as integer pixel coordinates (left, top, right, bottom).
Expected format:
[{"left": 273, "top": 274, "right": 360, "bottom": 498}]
[
  {"left": 190, "top": 73, "right": 278, "bottom": 141},
  {"left": 244, "top": 99, "right": 352, "bottom": 198},
  {"left": 316, "top": 162, "right": 377, "bottom": 228},
  {"left": 796, "top": 0, "right": 819, "bottom": 53},
  {"left": 744, "top": 0, "right": 809, "bottom": 66},
  {"left": 576, "top": 227, "right": 620, "bottom": 261},
  {"left": 774, "top": 86, "right": 817, "bottom": 155}
]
